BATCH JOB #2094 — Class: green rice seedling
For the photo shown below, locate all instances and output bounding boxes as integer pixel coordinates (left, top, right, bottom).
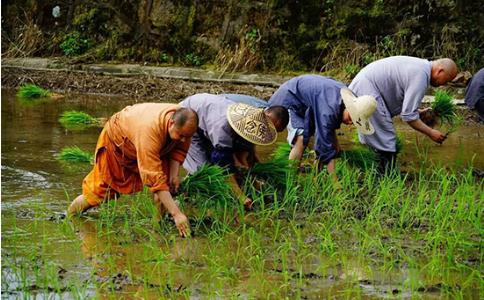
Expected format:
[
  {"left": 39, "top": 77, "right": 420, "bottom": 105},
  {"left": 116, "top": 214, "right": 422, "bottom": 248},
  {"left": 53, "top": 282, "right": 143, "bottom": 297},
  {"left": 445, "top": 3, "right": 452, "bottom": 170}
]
[
  {"left": 179, "top": 164, "right": 233, "bottom": 207},
  {"left": 341, "top": 148, "right": 378, "bottom": 170},
  {"left": 16, "top": 84, "right": 51, "bottom": 99},
  {"left": 59, "top": 111, "right": 98, "bottom": 125},
  {"left": 58, "top": 146, "right": 93, "bottom": 163},
  {"left": 250, "top": 143, "right": 295, "bottom": 188},
  {"left": 432, "top": 89, "right": 457, "bottom": 125}
]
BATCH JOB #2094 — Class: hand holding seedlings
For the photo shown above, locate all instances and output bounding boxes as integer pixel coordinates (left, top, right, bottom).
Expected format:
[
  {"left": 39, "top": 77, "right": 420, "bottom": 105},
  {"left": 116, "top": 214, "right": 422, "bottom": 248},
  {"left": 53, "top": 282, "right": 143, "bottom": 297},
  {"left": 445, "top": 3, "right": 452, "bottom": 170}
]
[{"left": 429, "top": 128, "right": 447, "bottom": 144}]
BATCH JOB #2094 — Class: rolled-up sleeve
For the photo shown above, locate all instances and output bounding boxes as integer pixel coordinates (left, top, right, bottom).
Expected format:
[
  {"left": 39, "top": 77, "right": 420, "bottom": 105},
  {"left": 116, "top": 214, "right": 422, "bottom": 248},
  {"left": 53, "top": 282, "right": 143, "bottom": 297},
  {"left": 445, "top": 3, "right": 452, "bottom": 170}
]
[
  {"left": 400, "top": 73, "right": 428, "bottom": 122},
  {"left": 133, "top": 130, "right": 170, "bottom": 193}
]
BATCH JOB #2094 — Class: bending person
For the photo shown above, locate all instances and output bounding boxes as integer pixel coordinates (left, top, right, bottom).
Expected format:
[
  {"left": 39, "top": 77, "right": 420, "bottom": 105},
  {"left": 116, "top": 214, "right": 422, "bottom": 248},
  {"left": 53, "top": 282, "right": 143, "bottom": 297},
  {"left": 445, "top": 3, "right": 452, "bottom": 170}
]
[
  {"left": 268, "top": 74, "right": 377, "bottom": 179},
  {"left": 68, "top": 103, "right": 198, "bottom": 237},
  {"left": 349, "top": 56, "right": 458, "bottom": 172},
  {"left": 180, "top": 93, "right": 288, "bottom": 209}
]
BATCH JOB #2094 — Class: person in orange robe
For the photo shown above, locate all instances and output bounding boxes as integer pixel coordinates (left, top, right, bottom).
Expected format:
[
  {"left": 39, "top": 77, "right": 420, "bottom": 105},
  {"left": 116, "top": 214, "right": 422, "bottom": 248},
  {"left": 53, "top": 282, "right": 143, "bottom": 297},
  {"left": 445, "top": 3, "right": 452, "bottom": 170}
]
[{"left": 67, "top": 103, "right": 198, "bottom": 237}]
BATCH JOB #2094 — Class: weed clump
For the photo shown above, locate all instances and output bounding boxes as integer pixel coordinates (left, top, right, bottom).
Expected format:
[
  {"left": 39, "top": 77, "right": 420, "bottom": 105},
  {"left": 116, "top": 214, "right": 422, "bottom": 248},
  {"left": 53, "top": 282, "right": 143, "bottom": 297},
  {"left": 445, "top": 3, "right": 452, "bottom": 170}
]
[
  {"left": 17, "top": 84, "right": 51, "bottom": 99},
  {"left": 58, "top": 146, "right": 93, "bottom": 163}
]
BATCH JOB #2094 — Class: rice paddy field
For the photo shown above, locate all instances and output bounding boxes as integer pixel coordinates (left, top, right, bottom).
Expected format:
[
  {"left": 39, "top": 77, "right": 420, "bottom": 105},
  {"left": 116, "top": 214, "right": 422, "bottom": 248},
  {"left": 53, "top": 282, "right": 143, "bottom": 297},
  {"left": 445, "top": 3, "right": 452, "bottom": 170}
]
[{"left": 1, "top": 88, "right": 483, "bottom": 299}]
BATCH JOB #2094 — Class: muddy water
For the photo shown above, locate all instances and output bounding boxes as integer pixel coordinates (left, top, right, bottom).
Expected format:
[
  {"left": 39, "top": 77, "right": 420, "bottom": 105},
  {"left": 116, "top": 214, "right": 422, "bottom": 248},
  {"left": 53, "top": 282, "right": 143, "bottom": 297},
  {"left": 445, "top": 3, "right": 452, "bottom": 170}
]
[{"left": 1, "top": 89, "right": 482, "bottom": 299}]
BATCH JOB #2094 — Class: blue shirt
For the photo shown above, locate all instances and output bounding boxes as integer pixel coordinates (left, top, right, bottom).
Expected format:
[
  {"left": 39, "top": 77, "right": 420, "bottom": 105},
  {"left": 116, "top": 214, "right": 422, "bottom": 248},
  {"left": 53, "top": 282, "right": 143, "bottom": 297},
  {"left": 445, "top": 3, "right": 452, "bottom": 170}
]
[{"left": 268, "top": 75, "right": 345, "bottom": 163}]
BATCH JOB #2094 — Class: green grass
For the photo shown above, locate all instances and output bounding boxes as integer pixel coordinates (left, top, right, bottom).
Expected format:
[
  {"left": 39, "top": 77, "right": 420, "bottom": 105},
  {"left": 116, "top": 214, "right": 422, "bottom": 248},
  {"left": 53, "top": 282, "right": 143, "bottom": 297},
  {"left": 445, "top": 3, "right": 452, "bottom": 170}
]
[
  {"left": 58, "top": 146, "right": 93, "bottom": 163},
  {"left": 16, "top": 84, "right": 51, "bottom": 99},
  {"left": 59, "top": 111, "right": 98, "bottom": 125}
]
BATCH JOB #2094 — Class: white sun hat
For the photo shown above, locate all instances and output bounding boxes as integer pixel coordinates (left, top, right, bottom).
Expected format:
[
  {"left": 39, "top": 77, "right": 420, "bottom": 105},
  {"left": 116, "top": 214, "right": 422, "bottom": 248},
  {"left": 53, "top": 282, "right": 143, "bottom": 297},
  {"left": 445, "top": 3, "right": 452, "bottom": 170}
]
[{"left": 340, "top": 88, "right": 377, "bottom": 135}]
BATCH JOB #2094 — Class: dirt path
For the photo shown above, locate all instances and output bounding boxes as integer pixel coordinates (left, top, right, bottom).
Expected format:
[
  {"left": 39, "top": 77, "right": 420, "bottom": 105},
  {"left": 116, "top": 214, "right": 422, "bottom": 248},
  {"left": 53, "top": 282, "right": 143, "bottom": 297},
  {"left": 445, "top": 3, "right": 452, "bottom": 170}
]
[{"left": 1, "top": 66, "right": 277, "bottom": 102}]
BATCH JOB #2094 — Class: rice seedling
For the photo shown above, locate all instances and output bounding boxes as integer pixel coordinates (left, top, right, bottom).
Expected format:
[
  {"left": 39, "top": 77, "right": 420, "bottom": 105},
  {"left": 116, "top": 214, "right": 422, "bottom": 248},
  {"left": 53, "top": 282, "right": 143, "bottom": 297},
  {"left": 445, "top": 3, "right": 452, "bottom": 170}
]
[
  {"left": 249, "top": 143, "right": 295, "bottom": 188},
  {"left": 59, "top": 111, "right": 98, "bottom": 125},
  {"left": 432, "top": 89, "right": 457, "bottom": 125},
  {"left": 179, "top": 164, "right": 234, "bottom": 207},
  {"left": 58, "top": 146, "right": 93, "bottom": 163},
  {"left": 16, "top": 84, "right": 51, "bottom": 99}
]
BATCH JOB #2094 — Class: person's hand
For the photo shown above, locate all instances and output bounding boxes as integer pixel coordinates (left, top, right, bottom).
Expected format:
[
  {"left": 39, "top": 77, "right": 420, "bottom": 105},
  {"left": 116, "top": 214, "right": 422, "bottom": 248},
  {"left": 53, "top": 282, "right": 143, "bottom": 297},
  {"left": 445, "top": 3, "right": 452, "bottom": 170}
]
[
  {"left": 243, "top": 198, "right": 253, "bottom": 211},
  {"left": 173, "top": 212, "right": 190, "bottom": 237},
  {"left": 169, "top": 176, "right": 181, "bottom": 194},
  {"left": 428, "top": 129, "right": 447, "bottom": 144}
]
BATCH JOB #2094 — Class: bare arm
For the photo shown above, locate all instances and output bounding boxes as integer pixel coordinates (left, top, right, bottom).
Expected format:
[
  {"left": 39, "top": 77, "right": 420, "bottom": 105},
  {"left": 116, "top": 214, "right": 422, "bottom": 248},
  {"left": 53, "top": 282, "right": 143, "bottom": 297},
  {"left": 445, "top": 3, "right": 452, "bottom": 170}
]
[
  {"left": 289, "top": 135, "right": 305, "bottom": 163},
  {"left": 168, "top": 159, "right": 181, "bottom": 194},
  {"left": 153, "top": 190, "right": 190, "bottom": 237},
  {"left": 407, "top": 119, "right": 446, "bottom": 143}
]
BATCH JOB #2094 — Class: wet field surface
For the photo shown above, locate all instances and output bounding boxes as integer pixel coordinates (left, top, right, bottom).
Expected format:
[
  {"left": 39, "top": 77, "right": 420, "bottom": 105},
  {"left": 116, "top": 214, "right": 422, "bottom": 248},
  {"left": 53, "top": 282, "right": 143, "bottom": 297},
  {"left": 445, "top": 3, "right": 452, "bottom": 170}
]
[{"left": 1, "top": 88, "right": 482, "bottom": 299}]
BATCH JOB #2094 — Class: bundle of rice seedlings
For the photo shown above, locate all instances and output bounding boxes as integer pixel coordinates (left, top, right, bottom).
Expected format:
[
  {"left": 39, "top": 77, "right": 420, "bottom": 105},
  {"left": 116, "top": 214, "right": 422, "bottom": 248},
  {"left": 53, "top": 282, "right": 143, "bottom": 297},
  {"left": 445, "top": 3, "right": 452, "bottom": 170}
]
[
  {"left": 432, "top": 90, "right": 457, "bottom": 125},
  {"left": 17, "top": 84, "right": 51, "bottom": 99},
  {"left": 341, "top": 148, "right": 378, "bottom": 170},
  {"left": 59, "top": 111, "right": 98, "bottom": 125},
  {"left": 250, "top": 143, "right": 294, "bottom": 188},
  {"left": 58, "top": 146, "right": 93, "bottom": 163},
  {"left": 179, "top": 164, "right": 233, "bottom": 206}
]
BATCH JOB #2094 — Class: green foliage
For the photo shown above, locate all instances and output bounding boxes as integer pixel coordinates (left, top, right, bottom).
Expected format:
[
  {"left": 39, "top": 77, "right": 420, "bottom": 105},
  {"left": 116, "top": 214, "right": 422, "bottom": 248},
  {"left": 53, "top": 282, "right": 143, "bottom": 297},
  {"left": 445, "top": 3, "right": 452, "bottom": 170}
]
[
  {"left": 60, "top": 31, "right": 92, "bottom": 57},
  {"left": 58, "top": 146, "right": 93, "bottom": 163},
  {"left": 180, "top": 164, "right": 233, "bottom": 206},
  {"left": 344, "top": 64, "right": 360, "bottom": 78},
  {"left": 16, "top": 84, "right": 50, "bottom": 99},
  {"left": 184, "top": 53, "right": 203, "bottom": 66},
  {"left": 432, "top": 90, "right": 457, "bottom": 125},
  {"left": 341, "top": 148, "right": 378, "bottom": 170},
  {"left": 59, "top": 111, "right": 97, "bottom": 125},
  {"left": 250, "top": 144, "right": 294, "bottom": 188}
]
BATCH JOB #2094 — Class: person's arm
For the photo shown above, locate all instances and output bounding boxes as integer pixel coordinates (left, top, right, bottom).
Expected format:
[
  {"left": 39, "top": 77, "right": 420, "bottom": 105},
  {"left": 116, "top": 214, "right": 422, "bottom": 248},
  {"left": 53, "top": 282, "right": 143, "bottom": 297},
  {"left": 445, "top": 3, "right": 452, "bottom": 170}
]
[
  {"left": 153, "top": 190, "right": 190, "bottom": 237},
  {"left": 407, "top": 118, "right": 446, "bottom": 143},
  {"left": 289, "top": 135, "right": 305, "bottom": 162},
  {"left": 67, "top": 195, "right": 93, "bottom": 216},
  {"left": 169, "top": 159, "right": 181, "bottom": 194}
]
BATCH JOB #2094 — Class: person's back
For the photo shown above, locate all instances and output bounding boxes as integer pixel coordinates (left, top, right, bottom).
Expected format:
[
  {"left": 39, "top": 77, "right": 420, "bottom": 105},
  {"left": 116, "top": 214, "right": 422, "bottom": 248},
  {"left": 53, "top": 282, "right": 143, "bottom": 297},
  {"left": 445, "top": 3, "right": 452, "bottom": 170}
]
[
  {"left": 350, "top": 56, "right": 431, "bottom": 119},
  {"left": 465, "top": 68, "right": 484, "bottom": 122},
  {"left": 180, "top": 93, "right": 234, "bottom": 148}
]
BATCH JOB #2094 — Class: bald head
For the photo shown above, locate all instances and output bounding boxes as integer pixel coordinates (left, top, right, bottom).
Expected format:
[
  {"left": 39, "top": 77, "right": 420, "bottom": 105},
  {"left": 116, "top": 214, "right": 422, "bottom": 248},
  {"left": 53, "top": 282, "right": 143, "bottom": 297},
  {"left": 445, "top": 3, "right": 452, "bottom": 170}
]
[
  {"left": 430, "top": 58, "right": 458, "bottom": 87},
  {"left": 168, "top": 107, "right": 198, "bottom": 142},
  {"left": 172, "top": 107, "right": 198, "bottom": 128}
]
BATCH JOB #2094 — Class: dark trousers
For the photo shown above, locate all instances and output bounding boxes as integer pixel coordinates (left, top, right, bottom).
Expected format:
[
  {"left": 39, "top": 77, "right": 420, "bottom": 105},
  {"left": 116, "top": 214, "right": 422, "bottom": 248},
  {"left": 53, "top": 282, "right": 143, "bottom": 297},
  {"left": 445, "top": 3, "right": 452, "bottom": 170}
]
[{"left": 373, "top": 149, "right": 397, "bottom": 175}]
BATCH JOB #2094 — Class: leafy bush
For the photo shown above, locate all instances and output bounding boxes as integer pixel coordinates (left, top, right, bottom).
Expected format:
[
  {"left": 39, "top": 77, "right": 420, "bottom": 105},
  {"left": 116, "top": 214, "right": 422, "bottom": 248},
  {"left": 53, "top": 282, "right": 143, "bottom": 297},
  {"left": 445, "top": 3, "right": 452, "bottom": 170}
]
[{"left": 60, "top": 31, "right": 91, "bottom": 56}]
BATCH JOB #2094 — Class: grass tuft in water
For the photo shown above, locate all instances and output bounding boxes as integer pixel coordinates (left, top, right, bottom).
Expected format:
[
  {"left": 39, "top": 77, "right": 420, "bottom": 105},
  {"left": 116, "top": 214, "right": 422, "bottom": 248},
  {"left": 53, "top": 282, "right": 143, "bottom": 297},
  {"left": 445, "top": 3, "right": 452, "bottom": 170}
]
[
  {"left": 58, "top": 146, "right": 93, "bottom": 163},
  {"left": 59, "top": 111, "right": 98, "bottom": 125},
  {"left": 16, "top": 84, "right": 51, "bottom": 99}
]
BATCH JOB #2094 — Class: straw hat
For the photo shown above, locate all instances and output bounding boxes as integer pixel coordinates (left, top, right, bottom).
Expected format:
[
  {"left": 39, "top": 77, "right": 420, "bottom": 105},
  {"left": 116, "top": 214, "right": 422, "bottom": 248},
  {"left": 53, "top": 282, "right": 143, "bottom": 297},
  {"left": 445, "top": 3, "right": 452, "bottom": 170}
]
[
  {"left": 340, "top": 88, "right": 377, "bottom": 135},
  {"left": 226, "top": 103, "right": 277, "bottom": 145}
]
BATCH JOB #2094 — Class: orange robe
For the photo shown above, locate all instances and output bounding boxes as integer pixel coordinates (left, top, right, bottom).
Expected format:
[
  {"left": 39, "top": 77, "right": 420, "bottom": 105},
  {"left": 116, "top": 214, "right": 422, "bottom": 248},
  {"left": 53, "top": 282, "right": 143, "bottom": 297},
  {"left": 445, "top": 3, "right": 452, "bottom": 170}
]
[{"left": 82, "top": 103, "right": 191, "bottom": 206}]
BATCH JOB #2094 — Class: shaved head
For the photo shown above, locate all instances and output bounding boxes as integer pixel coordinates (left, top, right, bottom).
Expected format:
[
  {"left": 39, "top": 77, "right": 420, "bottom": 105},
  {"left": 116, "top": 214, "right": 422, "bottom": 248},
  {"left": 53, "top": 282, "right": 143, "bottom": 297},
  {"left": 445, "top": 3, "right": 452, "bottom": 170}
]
[
  {"left": 431, "top": 58, "right": 458, "bottom": 87},
  {"left": 172, "top": 107, "right": 198, "bottom": 128}
]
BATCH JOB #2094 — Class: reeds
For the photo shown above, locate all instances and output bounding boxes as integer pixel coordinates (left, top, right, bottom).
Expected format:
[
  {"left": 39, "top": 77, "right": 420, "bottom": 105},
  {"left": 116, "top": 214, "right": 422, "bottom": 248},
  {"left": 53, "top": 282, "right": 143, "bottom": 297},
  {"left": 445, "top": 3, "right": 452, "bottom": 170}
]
[
  {"left": 16, "top": 84, "right": 51, "bottom": 99},
  {"left": 58, "top": 146, "right": 93, "bottom": 163}
]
